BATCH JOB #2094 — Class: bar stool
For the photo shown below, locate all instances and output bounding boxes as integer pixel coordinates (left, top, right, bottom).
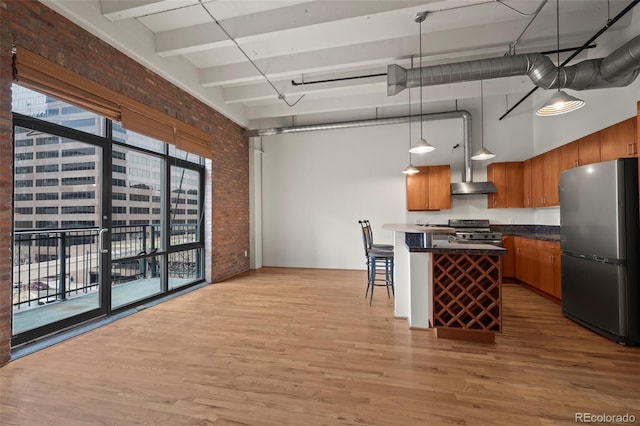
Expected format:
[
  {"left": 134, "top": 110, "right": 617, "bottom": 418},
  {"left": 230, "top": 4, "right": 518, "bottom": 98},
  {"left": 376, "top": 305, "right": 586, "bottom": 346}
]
[
  {"left": 364, "top": 219, "right": 394, "bottom": 251},
  {"left": 359, "top": 220, "right": 394, "bottom": 305}
]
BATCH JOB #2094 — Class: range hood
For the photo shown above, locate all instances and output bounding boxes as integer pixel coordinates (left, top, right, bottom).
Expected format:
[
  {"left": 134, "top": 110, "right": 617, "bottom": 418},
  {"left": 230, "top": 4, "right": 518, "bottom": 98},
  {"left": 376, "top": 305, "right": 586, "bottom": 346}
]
[
  {"left": 449, "top": 111, "right": 497, "bottom": 195},
  {"left": 451, "top": 181, "right": 497, "bottom": 195}
]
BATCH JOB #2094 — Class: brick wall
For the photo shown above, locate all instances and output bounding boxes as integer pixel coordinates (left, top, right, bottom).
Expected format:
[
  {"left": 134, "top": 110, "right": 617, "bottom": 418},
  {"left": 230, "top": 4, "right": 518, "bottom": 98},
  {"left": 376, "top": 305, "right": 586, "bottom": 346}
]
[{"left": 0, "top": 1, "right": 250, "bottom": 366}]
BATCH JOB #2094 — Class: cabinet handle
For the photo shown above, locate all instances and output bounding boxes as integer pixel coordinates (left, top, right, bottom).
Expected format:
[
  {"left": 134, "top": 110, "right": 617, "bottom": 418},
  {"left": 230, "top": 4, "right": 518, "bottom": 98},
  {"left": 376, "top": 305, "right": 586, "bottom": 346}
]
[
  {"left": 574, "top": 159, "right": 578, "bottom": 167},
  {"left": 635, "top": 143, "right": 638, "bottom": 155}
]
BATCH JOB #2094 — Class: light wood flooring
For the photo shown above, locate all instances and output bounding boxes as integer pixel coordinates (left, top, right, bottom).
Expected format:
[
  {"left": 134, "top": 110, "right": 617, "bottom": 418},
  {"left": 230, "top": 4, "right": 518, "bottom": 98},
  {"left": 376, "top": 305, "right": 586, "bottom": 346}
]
[{"left": 1, "top": 267, "right": 639, "bottom": 425}]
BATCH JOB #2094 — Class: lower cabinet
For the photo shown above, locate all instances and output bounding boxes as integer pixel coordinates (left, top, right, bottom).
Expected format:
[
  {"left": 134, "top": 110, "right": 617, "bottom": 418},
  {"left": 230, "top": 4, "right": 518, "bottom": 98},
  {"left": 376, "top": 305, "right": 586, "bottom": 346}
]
[
  {"left": 513, "top": 236, "right": 561, "bottom": 300},
  {"left": 501, "top": 236, "right": 515, "bottom": 278}
]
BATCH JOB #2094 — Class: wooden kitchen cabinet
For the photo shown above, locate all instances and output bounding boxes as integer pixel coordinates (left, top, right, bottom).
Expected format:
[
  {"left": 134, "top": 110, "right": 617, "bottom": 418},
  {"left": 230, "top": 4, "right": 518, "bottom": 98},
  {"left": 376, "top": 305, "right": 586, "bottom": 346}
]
[
  {"left": 514, "top": 237, "right": 539, "bottom": 287},
  {"left": 530, "top": 150, "right": 561, "bottom": 207},
  {"left": 514, "top": 237, "right": 562, "bottom": 300},
  {"left": 522, "top": 159, "right": 532, "bottom": 208},
  {"left": 487, "top": 162, "right": 524, "bottom": 208},
  {"left": 501, "top": 235, "right": 515, "bottom": 278},
  {"left": 600, "top": 117, "right": 637, "bottom": 161},
  {"left": 406, "top": 165, "right": 451, "bottom": 211},
  {"left": 560, "top": 141, "right": 579, "bottom": 172},
  {"left": 577, "top": 132, "right": 601, "bottom": 166}
]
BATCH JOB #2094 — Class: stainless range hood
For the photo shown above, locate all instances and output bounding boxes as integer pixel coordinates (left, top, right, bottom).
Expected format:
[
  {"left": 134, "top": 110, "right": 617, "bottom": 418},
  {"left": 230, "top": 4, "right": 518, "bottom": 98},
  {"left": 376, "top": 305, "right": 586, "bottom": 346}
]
[
  {"left": 451, "top": 181, "right": 497, "bottom": 195},
  {"left": 449, "top": 111, "right": 497, "bottom": 195}
]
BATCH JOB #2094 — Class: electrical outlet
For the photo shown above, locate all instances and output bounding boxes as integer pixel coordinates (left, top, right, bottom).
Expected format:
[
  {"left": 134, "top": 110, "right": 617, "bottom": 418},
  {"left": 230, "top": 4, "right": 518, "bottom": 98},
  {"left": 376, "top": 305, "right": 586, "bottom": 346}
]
[{"left": 244, "top": 250, "right": 248, "bottom": 257}]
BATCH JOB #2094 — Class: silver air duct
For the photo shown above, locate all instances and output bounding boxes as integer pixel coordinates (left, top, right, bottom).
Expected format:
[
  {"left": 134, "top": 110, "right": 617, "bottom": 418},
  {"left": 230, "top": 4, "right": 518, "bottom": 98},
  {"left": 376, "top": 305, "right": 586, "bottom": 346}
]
[
  {"left": 245, "top": 110, "right": 497, "bottom": 195},
  {"left": 388, "top": 34, "right": 640, "bottom": 95}
]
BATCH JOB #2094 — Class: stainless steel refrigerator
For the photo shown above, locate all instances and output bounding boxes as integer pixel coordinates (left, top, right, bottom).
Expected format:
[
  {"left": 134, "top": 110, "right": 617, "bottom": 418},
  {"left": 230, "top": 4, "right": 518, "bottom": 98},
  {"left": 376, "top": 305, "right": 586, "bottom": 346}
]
[{"left": 559, "top": 158, "right": 640, "bottom": 344}]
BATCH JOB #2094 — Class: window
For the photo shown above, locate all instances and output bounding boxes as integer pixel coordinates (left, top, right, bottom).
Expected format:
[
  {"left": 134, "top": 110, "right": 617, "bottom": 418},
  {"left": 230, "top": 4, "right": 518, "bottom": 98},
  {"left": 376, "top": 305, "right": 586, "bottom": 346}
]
[
  {"left": 62, "top": 162, "right": 95, "bottom": 171},
  {"left": 36, "top": 178, "right": 59, "bottom": 187},
  {"left": 152, "top": 196, "right": 161, "bottom": 203},
  {"left": 36, "top": 150, "right": 59, "bottom": 159},
  {"left": 112, "top": 178, "right": 126, "bottom": 187},
  {"left": 14, "top": 221, "right": 33, "bottom": 229},
  {"left": 15, "top": 180, "right": 33, "bottom": 188},
  {"left": 36, "top": 221, "right": 59, "bottom": 229},
  {"left": 112, "top": 192, "right": 126, "bottom": 200},
  {"left": 15, "top": 193, "right": 33, "bottom": 201},
  {"left": 112, "top": 165, "right": 126, "bottom": 174},
  {"left": 15, "top": 139, "right": 33, "bottom": 147},
  {"left": 130, "top": 194, "right": 150, "bottom": 202},
  {"left": 62, "top": 176, "right": 95, "bottom": 185},
  {"left": 36, "top": 164, "right": 59, "bottom": 173},
  {"left": 15, "top": 207, "right": 33, "bottom": 214},
  {"left": 112, "top": 150, "right": 126, "bottom": 160},
  {"left": 15, "top": 166, "right": 33, "bottom": 174},
  {"left": 15, "top": 152, "right": 33, "bottom": 161},
  {"left": 61, "top": 147, "right": 95, "bottom": 157},
  {"left": 36, "top": 136, "right": 59, "bottom": 145},
  {"left": 130, "top": 207, "right": 150, "bottom": 214},
  {"left": 62, "top": 191, "right": 95, "bottom": 200},
  {"left": 36, "top": 206, "right": 58, "bottom": 214},
  {"left": 36, "top": 193, "right": 59, "bottom": 200},
  {"left": 61, "top": 118, "right": 95, "bottom": 128},
  {"left": 61, "top": 206, "right": 95, "bottom": 214},
  {"left": 112, "top": 206, "right": 126, "bottom": 214},
  {"left": 62, "top": 220, "right": 95, "bottom": 227}
]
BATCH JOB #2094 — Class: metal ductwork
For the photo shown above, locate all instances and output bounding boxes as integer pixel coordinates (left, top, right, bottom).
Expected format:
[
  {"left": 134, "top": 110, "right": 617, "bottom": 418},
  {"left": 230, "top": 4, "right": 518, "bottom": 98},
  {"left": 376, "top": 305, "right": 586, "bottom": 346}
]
[
  {"left": 388, "top": 34, "right": 640, "bottom": 96},
  {"left": 245, "top": 110, "right": 496, "bottom": 195}
]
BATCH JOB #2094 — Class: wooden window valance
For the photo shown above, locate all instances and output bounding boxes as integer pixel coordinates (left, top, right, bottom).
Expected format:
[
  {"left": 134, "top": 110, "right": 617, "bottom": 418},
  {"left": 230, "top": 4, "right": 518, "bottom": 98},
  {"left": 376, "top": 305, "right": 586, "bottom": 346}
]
[{"left": 13, "top": 47, "right": 213, "bottom": 158}]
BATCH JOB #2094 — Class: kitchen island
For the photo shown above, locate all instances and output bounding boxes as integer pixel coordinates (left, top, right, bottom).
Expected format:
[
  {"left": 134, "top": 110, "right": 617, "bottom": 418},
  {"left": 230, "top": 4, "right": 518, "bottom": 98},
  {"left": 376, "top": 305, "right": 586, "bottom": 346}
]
[{"left": 382, "top": 224, "right": 506, "bottom": 342}]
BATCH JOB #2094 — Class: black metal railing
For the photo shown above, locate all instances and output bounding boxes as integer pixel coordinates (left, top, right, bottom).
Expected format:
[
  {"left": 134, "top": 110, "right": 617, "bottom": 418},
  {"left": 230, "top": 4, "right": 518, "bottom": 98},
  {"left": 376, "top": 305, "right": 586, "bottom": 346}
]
[{"left": 13, "top": 223, "right": 200, "bottom": 310}]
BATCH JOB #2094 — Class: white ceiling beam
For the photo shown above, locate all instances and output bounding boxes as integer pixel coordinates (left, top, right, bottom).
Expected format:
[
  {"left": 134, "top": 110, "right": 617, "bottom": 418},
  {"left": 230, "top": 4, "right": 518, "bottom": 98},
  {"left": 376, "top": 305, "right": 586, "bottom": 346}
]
[
  {"left": 155, "top": 0, "right": 434, "bottom": 56},
  {"left": 100, "top": 0, "right": 199, "bottom": 21},
  {"left": 200, "top": 15, "right": 599, "bottom": 88}
]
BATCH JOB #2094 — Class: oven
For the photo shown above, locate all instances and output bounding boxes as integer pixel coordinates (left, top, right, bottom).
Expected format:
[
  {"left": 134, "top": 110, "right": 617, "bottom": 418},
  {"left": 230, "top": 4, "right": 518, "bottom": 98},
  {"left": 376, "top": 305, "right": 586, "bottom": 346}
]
[{"left": 447, "top": 219, "right": 502, "bottom": 247}]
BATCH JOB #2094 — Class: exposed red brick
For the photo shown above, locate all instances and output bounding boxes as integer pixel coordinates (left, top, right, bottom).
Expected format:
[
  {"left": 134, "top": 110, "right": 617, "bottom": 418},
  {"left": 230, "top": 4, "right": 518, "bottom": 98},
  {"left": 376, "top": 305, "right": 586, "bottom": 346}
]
[{"left": 0, "top": 0, "right": 249, "bottom": 366}]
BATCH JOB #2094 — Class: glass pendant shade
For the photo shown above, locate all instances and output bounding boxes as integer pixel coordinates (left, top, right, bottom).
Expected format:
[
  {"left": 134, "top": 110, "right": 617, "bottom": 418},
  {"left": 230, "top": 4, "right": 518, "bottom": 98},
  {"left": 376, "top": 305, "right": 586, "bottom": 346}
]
[
  {"left": 536, "top": 90, "right": 585, "bottom": 116},
  {"left": 471, "top": 146, "right": 496, "bottom": 161}
]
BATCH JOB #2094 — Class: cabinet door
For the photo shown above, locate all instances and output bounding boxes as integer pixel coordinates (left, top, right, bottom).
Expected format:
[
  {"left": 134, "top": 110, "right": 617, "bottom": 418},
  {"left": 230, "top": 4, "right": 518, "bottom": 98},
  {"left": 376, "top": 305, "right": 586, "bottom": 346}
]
[
  {"left": 578, "top": 132, "right": 601, "bottom": 165},
  {"left": 543, "top": 149, "right": 561, "bottom": 206},
  {"left": 560, "top": 141, "right": 579, "bottom": 171},
  {"left": 406, "top": 166, "right": 430, "bottom": 211},
  {"left": 538, "top": 241, "right": 556, "bottom": 296},
  {"left": 552, "top": 245, "right": 562, "bottom": 299},
  {"left": 428, "top": 165, "right": 451, "bottom": 210},
  {"left": 502, "top": 236, "right": 515, "bottom": 278},
  {"left": 523, "top": 159, "right": 532, "bottom": 208},
  {"left": 505, "top": 162, "right": 524, "bottom": 208},
  {"left": 530, "top": 155, "right": 545, "bottom": 207},
  {"left": 487, "top": 163, "right": 505, "bottom": 208},
  {"left": 515, "top": 237, "right": 539, "bottom": 286},
  {"left": 600, "top": 117, "right": 637, "bottom": 161}
]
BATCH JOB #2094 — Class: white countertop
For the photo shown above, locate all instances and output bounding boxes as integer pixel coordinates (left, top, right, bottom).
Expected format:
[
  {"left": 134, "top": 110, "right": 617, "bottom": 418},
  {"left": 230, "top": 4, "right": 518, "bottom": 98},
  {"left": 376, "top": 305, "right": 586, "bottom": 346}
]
[{"left": 382, "top": 224, "right": 455, "bottom": 234}]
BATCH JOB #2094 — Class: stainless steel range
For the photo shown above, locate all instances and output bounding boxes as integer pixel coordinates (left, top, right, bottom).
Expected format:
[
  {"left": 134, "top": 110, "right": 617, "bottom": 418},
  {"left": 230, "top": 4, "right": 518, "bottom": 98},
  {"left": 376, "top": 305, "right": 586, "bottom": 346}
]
[{"left": 447, "top": 219, "right": 502, "bottom": 246}]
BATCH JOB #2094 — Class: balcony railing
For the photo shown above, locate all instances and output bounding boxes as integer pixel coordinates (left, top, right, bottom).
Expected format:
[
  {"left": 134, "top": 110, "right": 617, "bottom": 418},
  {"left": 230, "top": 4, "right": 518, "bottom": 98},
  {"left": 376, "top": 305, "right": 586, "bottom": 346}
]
[{"left": 13, "top": 223, "right": 199, "bottom": 311}]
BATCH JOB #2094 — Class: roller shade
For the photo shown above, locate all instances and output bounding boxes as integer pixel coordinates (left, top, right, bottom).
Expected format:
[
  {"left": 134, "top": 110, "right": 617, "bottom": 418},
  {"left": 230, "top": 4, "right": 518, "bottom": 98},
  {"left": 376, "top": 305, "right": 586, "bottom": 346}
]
[{"left": 13, "top": 47, "right": 214, "bottom": 159}]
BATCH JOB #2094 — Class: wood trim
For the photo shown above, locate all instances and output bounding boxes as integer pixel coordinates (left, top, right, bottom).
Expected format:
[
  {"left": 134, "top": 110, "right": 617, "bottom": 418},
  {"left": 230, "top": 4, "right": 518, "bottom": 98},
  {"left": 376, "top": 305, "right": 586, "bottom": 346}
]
[
  {"left": 14, "top": 47, "right": 213, "bottom": 158},
  {"left": 435, "top": 327, "right": 495, "bottom": 343}
]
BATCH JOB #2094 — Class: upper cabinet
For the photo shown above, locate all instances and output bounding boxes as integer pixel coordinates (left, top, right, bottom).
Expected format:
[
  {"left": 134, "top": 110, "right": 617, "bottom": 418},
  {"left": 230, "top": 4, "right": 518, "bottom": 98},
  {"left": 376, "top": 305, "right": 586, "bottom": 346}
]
[
  {"left": 406, "top": 165, "right": 451, "bottom": 211},
  {"left": 531, "top": 153, "right": 560, "bottom": 207},
  {"left": 577, "top": 132, "right": 601, "bottom": 166},
  {"left": 523, "top": 159, "right": 532, "bottom": 208},
  {"left": 600, "top": 117, "right": 637, "bottom": 162},
  {"left": 487, "top": 162, "right": 524, "bottom": 208}
]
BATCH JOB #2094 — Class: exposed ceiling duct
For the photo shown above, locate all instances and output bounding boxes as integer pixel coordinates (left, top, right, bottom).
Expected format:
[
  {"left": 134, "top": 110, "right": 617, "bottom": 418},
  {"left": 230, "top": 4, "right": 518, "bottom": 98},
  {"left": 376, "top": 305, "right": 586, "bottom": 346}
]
[
  {"left": 387, "top": 33, "right": 640, "bottom": 96},
  {"left": 245, "top": 110, "right": 496, "bottom": 195}
]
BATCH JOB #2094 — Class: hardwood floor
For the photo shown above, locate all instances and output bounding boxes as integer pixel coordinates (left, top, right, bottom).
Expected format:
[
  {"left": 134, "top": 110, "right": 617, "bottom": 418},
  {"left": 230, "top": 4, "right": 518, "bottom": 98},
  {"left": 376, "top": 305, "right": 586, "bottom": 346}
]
[{"left": 1, "top": 267, "right": 639, "bottom": 425}]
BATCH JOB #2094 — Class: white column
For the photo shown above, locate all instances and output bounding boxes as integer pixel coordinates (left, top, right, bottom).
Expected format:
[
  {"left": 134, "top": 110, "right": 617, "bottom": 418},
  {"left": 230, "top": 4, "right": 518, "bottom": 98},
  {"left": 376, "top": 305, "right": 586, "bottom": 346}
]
[
  {"left": 391, "top": 230, "right": 409, "bottom": 319},
  {"left": 249, "top": 137, "right": 263, "bottom": 269},
  {"left": 408, "top": 252, "right": 432, "bottom": 329}
]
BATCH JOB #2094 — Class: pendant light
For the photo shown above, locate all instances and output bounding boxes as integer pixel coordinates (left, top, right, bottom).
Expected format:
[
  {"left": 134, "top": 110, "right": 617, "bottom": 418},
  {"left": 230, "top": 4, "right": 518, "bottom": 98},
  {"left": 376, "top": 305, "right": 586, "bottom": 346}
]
[
  {"left": 409, "top": 11, "right": 435, "bottom": 154},
  {"left": 403, "top": 57, "right": 419, "bottom": 175},
  {"left": 471, "top": 79, "right": 496, "bottom": 161},
  {"left": 536, "top": 0, "right": 585, "bottom": 116}
]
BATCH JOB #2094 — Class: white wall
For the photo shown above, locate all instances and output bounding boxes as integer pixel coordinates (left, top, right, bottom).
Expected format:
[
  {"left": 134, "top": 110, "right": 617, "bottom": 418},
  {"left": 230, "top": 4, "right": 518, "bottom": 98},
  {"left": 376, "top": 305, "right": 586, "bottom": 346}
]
[
  {"left": 256, "top": 13, "right": 640, "bottom": 269},
  {"left": 261, "top": 95, "right": 535, "bottom": 269}
]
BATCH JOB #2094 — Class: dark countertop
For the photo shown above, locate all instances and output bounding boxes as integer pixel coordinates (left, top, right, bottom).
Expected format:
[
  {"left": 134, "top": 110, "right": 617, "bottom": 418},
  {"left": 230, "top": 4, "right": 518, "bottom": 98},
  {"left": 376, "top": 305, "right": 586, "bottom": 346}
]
[
  {"left": 407, "top": 239, "right": 506, "bottom": 255},
  {"left": 491, "top": 225, "right": 560, "bottom": 242}
]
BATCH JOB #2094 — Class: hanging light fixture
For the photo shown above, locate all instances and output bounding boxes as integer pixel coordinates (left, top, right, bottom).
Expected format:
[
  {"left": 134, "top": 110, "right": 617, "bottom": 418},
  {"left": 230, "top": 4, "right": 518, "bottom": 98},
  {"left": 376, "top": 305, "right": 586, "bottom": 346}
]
[
  {"left": 471, "top": 79, "right": 496, "bottom": 161},
  {"left": 403, "top": 57, "right": 419, "bottom": 175},
  {"left": 536, "top": 0, "right": 585, "bottom": 116},
  {"left": 409, "top": 11, "right": 435, "bottom": 154}
]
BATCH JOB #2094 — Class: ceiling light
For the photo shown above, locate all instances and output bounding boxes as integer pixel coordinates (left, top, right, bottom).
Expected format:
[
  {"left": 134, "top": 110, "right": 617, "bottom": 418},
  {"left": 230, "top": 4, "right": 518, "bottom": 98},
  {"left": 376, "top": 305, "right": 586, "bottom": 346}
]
[
  {"left": 403, "top": 57, "right": 421, "bottom": 175},
  {"left": 410, "top": 11, "right": 435, "bottom": 154},
  {"left": 536, "top": 0, "right": 585, "bottom": 117},
  {"left": 471, "top": 80, "right": 496, "bottom": 161}
]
